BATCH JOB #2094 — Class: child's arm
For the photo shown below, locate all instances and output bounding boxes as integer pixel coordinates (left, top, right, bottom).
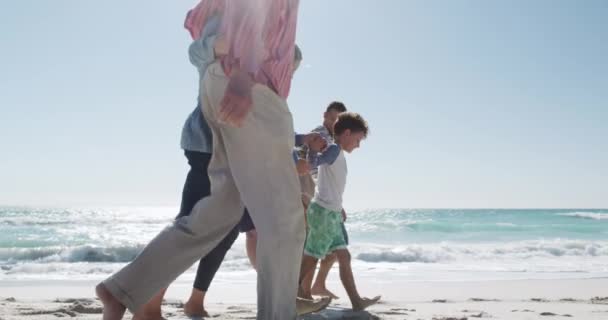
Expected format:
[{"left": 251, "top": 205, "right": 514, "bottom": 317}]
[{"left": 310, "top": 144, "right": 341, "bottom": 168}]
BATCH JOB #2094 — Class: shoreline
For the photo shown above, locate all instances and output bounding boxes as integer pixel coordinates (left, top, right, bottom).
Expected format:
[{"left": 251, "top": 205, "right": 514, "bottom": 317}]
[{"left": 2, "top": 278, "right": 607, "bottom": 319}]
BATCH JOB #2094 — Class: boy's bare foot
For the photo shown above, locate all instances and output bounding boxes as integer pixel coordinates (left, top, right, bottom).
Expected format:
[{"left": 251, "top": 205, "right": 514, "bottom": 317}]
[
  {"left": 311, "top": 285, "right": 339, "bottom": 299},
  {"left": 352, "top": 295, "right": 381, "bottom": 311},
  {"left": 183, "top": 301, "right": 210, "bottom": 318},
  {"left": 297, "top": 285, "right": 314, "bottom": 300},
  {"left": 96, "top": 283, "right": 126, "bottom": 320},
  {"left": 296, "top": 296, "right": 332, "bottom": 316}
]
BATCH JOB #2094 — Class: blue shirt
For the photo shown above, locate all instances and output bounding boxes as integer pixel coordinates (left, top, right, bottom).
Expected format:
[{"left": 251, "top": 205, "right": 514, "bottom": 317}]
[{"left": 180, "top": 15, "right": 222, "bottom": 153}]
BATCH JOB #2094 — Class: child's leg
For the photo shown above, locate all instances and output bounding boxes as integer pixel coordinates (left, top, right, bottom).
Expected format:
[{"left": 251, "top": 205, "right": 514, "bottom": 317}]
[
  {"left": 298, "top": 259, "right": 317, "bottom": 299},
  {"left": 310, "top": 253, "right": 339, "bottom": 299},
  {"left": 335, "top": 249, "right": 381, "bottom": 311},
  {"left": 299, "top": 202, "right": 335, "bottom": 300},
  {"left": 299, "top": 255, "right": 319, "bottom": 287}
]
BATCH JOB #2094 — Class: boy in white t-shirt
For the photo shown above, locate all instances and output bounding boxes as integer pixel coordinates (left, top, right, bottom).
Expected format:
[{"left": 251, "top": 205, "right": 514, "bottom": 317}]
[{"left": 299, "top": 112, "right": 381, "bottom": 311}]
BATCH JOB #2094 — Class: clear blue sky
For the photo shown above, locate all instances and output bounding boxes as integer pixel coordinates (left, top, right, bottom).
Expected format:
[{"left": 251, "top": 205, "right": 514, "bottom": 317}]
[{"left": 1, "top": 0, "right": 607, "bottom": 209}]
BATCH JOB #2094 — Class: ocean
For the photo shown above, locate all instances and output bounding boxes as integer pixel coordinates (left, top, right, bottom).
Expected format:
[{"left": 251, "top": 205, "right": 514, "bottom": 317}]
[{"left": 1, "top": 207, "right": 607, "bottom": 282}]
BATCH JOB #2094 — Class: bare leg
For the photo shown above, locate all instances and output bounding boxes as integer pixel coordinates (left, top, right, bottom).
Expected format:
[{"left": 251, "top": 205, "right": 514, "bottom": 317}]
[
  {"left": 299, "top": 255, "right": 319, "bottom": 288},
  {"left": 96, "top": 283, "right": 126, "bottom": 320},
  {"left": 334, "top": 249, "right": 380, "bottom": 311},
  {"left": 311, "top": 253, "right": 339, "bottom": 299},
  {"left": 298, "top": 259, "right": 316, "bottom": 299},
  {"left": 298, "top": 255, "right": 319, "bottom": 299},
  {"left": 296, "top": 255, "right": 333, "bottom": 314},
  {"left": 183, "top": 288, "right": 209, "bottom": 317},
  {"left": 245, "top": 230, "right": 257, "bottom": 270},
  {"left": 131, "top": 288, "right": 166, "bottom": 320}
]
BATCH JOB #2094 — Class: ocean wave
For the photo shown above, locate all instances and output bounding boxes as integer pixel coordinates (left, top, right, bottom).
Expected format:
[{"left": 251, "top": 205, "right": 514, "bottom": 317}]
[
  {"left": 354, "top": 240, "right": 608, "bottom": 263},
  {"left": 0, "top": 245, "right": 144, "bottom": 263},
  {"left": 557, "top": 212, "right": 608, "bottom": 220}
]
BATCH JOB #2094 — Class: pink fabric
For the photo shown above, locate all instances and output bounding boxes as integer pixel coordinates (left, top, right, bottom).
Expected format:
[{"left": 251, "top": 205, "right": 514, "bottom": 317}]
[
  {"left": 184, "top": 0, "right": 225, "bottom": 40},
  {"left": 185, "top": 0, "right": 299, "bottom": 99}
]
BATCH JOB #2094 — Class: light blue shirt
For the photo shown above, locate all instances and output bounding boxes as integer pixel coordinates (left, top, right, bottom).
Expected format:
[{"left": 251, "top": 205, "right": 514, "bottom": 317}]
[{"left": 180, "top": 15, "right": 222, "bottom": 153}]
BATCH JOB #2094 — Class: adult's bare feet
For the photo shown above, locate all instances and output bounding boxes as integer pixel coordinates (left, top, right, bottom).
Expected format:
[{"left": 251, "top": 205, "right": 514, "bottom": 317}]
[
  {"left": 96, "top": 283, "right": 126, "bottom": 320},
  {"left": 183, "top": 300, "right": 210, "bottom": 318},
  {"left": 132, "top": 313, "right": 166, "bottom": 320},
  {"left": 297, "top": 285, "right": 313, "bottom": 300}
]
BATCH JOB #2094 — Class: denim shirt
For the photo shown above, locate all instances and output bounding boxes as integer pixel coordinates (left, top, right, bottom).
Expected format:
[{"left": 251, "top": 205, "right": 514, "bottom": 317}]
[{"left": 180, "top": 15, "right": 222, "bottom": 153}]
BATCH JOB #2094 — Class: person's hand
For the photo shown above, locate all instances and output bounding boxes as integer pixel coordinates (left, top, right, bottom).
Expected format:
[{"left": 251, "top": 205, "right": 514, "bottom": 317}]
[
  {"left": 214, "top": 35, "right": 229, "bottom": 57},
  {"left": 301, "top": 132, "right": 321, "bottom": 145},
  {"left": 219, "top": 68, "right": 254, "bottom": 127},
  {"left": 305, "top": 133, "right": 327, "bottom": 152},
  {"left": 341, "top": 209, "right": 347, "bottom": 222},
  {"left": 296, "top": 159, "right": 310, "bottom": 176}
]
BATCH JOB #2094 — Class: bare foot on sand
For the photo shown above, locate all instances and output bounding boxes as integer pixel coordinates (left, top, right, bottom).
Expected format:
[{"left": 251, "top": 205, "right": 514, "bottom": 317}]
[
  {"left": 132, "top": 313, "right": 166, "bottom": 320},
  {"left": 298, "top": 286, "right": 314, "bottom": 300},
  {"left": 96, "top": 283, "right": 126, "bottom": 320},
  {"left": 352, "top": 295, "right": 381, "bottom": 311},
  {"left": 311, "top": 285, "right": 340, "bottom": 299},
  {"left": 296, "top": 296, "right": 332, "bottom": 316},
  {"left": 132, "top": 307, "right": 166, "bottom": 320},
  {"left": 183, "top": 301, "right": 210, "bottom": 318}
]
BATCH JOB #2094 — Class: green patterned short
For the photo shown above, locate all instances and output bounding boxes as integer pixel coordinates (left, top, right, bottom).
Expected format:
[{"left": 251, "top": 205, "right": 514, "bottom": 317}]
[{"left": 304, "top": 202, "right": 348, "bottom": 259}]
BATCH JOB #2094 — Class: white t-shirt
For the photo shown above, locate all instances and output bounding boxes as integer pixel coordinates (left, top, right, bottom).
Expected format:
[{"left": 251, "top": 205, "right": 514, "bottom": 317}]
[{"left": 312, "top": 148, "right": 347, "bottom": 212}]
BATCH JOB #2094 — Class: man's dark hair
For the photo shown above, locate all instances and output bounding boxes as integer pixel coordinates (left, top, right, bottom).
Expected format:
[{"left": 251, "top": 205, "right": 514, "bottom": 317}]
[{"left": 326, "top": 101, "right": 347, "bottom": 113}]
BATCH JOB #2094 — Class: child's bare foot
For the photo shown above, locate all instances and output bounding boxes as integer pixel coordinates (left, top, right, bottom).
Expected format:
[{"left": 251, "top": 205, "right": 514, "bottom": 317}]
[
  {"left": 352, "top": 295, "right": 381, "bottom": 311},
  {"left": 297, "top": 285, "right": 313, "bottom": 300},
  {"left": 183, "top": 301, "right": 209, "bottom": 318},
  {"left": 96, "top": 283, "right": 126, "bottom": 320},
  {"left": 296, "top": 296, "right": 332, "bottom": 315},
  {"left": 311, "top": 285, "right": 339, "bottom": 299}
]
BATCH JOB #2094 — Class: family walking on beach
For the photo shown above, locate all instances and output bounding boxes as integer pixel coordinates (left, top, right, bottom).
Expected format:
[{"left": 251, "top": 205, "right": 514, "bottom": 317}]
[{"left": 96, "top": 1, "right": 380, "bottom": 319}]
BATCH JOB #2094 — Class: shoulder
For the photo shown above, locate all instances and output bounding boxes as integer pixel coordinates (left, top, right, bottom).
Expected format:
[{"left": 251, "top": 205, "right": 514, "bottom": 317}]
[{"left": 323, "top": 144, "right": 341, "bottom": 164}]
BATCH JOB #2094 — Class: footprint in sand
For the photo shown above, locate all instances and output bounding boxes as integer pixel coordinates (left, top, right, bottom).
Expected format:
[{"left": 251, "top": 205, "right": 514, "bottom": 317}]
[
  {"left": 226, "top": 305, "right": 253, "bottom": 314},
  {"left": 18, "top": 300, "right": 102, "bottom": 317},
  {"left": 462, "top": 310, "right": 492, "bottom": 318},
  {"left": 432, "top": 299, "right": 448, "bottom": 303},
  {"left": 377, "top": 310, "right": 408, "bottom": 316},
  {"left": 68, "top": 301, "right": 103, "bottom": 314},
  {"left": 539, "top": 312, "right": 573, "bottom": 317},
  {"left": 469, "top": 311, "right": 491, "bottom": 318},
  {"left": 468, "top": 298, "right": 500, "bottom": 302}
]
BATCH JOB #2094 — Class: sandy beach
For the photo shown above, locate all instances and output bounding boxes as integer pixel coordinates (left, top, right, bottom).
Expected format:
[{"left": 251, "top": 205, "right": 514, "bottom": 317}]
[{"left": 2, "top": 278, "right": 607, "bottom": 319}]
